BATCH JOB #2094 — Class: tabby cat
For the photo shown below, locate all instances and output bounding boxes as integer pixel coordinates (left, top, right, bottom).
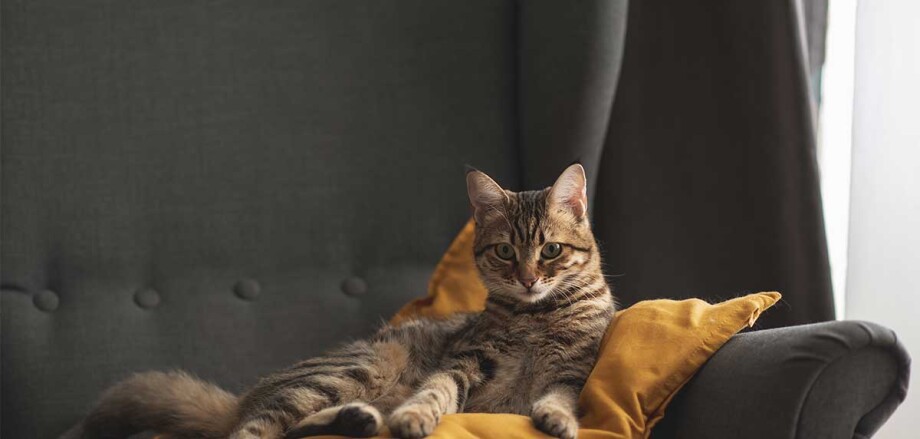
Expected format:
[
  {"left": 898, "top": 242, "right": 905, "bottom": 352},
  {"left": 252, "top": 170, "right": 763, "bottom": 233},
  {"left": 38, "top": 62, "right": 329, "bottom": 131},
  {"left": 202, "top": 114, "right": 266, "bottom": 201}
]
[{"left": 73, "top": 164, "right": 615, "bottom": 439}]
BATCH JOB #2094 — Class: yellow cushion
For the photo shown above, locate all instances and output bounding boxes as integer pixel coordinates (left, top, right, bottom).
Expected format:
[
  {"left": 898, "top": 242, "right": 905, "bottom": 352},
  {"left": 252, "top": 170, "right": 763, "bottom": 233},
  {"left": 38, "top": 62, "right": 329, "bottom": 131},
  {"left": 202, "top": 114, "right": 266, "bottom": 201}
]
[
  {"left": 325, "top": 220, "right": 781, "bottom": 438},
  {"left": 390, "top": 220, "right": 487, "bottom": 325},
  {"left": 576, "top": 293, "right": 780, "bottom": 438}
]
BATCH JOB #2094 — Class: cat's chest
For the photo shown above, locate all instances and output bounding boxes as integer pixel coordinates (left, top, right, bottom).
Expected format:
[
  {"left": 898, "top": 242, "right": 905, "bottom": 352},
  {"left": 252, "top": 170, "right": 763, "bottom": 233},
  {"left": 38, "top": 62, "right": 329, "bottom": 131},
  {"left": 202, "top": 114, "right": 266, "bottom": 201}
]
[
  {"left": 479, "top": 313, "right": 568, "bottom": 356},
  {"left": 495, "top": 331, "right": 558, "bottom": 373}
]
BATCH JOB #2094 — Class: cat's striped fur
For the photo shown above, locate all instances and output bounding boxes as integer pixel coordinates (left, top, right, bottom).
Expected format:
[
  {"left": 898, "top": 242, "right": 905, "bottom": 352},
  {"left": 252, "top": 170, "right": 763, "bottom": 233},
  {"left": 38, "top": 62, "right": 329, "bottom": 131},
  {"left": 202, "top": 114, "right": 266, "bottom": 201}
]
[{"left": 73, "top": 164, "right": 615, "bottom": 439}]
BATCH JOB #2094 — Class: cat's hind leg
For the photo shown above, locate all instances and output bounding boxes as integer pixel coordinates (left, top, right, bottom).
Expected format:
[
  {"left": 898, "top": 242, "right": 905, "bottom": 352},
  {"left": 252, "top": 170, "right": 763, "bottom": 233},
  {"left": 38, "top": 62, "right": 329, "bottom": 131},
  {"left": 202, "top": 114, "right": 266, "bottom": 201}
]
[{"left": 282, "top": 402, "right": 383, "bottom": 439}]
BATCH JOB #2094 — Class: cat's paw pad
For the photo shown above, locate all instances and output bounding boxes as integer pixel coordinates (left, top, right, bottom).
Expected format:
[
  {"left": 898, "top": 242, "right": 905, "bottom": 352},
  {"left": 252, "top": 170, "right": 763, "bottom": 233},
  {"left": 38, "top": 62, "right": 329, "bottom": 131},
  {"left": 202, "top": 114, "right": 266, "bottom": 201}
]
[
  {"left": 335, "top": 404, "right": 382, "bottom": 437},
  {"left": 388, "top": 404, "right": 440, "bottom": 439},
  {"left": 531, "top": 404, "right": 578, "bottom": 439}
]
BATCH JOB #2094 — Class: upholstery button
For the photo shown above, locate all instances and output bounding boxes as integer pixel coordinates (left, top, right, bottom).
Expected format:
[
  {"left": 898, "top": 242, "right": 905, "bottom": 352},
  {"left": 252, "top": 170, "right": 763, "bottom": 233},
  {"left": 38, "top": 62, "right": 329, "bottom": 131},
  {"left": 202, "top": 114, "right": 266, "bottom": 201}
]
[
  {"left": 33, "top": 290, "right": 60, "bottom": 312},
  {"left": 134, "top": 288, "right": 161, "bottom": 309},
  {"left": 234, "top": 279, "right": 261, "bottom": 301},
  {"left": 341, "top": 277, "right": 367, "bottom": 297}
]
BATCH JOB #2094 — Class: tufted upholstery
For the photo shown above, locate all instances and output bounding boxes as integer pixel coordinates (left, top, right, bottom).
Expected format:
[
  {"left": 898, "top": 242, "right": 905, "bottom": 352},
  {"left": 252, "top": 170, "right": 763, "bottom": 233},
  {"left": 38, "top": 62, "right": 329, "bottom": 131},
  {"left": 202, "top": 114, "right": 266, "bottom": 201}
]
[{"left": 0, "top": 1, "right": 627, "bottom": 437}]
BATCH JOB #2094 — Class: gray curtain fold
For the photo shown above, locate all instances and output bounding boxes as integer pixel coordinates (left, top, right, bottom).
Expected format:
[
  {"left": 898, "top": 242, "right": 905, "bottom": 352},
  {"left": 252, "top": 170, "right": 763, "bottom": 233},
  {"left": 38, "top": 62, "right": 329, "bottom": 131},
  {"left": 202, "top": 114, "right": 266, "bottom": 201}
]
[
  {"left": 592, "top": 0, "right": 834, "bottom": 328},
  {"left": 801, "top": 0, "right": 829, "bottom": 102}
]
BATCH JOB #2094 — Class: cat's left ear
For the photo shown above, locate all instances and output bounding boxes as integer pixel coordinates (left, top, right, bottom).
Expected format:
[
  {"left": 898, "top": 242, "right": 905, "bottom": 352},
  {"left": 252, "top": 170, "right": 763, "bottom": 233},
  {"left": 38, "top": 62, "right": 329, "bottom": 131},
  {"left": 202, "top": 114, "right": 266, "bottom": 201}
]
[
  {"left": 548, "top": 163, "right": 588, "bottom": 220},
  {"left": 467, "top": 168, "right": 509, "bottom": 225}
]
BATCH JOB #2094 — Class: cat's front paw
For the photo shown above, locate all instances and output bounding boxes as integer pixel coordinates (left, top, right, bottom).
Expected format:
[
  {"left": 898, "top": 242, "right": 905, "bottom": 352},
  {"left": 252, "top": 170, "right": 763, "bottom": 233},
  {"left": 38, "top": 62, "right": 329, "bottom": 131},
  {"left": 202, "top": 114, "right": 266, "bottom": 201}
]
[
  {"left": 388, "top": 404, "right": 440, "bottom": 439},
  {"left": 531, "top": 402, "right": 578, "bottom": 439}
]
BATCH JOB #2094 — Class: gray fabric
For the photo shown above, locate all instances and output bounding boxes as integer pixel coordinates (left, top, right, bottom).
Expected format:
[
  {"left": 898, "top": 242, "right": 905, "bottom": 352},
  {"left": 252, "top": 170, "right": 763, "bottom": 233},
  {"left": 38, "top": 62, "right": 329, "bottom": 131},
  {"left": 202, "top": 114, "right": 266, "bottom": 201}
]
[
  {"left": 1, "top": 1, "right": 519, "bottom": 436},
  {"left": 3, "top": 1, "right": 904, "bottom": 439},
  {"left": 650, "top": 321, "right": 911, "bottom": 439},
  {"left": 0, "top": 1, "right": 629, "bottom": 437},
  {"left": 593, "top": 0, "right": 835, "bottom": 328},
  {"left": 515, "top": 0, "right": 628, "bottom": 202},
  {"left": 800, "top": 0, "right": 829, "bottom": 80}
]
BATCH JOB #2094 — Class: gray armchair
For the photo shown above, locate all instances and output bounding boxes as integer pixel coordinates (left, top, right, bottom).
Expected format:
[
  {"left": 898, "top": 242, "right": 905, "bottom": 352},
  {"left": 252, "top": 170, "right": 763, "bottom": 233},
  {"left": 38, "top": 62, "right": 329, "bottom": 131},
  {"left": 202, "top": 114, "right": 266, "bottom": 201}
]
[
  {"left": 1, "top": 1, "right": 909, "bottom": 438},
  {"left": 651, "top": 321, "right": 910, "bottom": 439}
]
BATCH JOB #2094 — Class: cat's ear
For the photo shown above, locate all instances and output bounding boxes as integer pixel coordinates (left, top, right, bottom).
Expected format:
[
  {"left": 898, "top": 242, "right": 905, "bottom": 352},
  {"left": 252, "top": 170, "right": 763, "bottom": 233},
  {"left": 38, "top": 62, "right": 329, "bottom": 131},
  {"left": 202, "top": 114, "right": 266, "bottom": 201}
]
[
  {"left": 548, "top": 163, "right": 588, "bottom": 220},
  {"left": 466, "top": 168, "right": 508, "bottom": 225}
]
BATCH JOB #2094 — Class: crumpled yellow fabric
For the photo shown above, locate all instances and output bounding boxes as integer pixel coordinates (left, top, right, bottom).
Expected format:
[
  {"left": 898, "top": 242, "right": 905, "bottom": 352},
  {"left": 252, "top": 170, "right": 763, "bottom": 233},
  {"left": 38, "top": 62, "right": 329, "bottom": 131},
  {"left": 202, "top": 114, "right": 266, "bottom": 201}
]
[
  {"left": 327, "top": 219, "right": 781, "bottom": 438},
  {"left": 390, "top": 220, "right": 487, "bottom": 325}
]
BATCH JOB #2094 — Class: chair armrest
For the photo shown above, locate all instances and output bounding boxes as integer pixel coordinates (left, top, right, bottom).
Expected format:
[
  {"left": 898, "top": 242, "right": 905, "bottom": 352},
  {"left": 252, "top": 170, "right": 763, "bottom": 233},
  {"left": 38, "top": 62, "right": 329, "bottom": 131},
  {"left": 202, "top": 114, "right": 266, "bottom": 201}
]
[{"left": 650, "top": 320, "right": 910, "bottom": 439}]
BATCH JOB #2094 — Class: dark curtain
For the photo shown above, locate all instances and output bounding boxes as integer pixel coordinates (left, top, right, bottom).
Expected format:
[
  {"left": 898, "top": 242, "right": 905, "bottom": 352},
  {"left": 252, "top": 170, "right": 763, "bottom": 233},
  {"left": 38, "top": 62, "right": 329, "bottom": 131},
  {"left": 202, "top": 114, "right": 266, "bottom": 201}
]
[{"left": 591, "top": 0, "right": 834, "bottom": 329}]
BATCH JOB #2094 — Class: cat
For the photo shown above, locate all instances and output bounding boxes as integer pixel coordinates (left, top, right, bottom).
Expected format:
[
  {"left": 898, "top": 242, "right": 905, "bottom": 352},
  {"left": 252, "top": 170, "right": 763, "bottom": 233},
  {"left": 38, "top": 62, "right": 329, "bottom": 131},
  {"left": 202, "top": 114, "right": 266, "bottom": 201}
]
[{"left": 72, "top": 163, "right": 616, "bottom": 439}]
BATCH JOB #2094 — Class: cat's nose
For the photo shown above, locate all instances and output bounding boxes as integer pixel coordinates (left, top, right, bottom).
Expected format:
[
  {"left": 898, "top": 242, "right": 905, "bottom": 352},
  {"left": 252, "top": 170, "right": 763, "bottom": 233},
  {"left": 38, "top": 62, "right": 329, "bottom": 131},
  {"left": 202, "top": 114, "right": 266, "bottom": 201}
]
[{"left": 518, "top": 274, "right": 538, "bottom": 289}]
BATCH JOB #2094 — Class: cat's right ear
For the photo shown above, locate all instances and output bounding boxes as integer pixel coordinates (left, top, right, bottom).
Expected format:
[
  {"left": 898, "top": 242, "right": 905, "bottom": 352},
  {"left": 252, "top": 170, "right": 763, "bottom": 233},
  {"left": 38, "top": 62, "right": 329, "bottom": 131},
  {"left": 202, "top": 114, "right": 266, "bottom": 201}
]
[{"left": 466, "top": 168, "right": 508, "bottom": 225}]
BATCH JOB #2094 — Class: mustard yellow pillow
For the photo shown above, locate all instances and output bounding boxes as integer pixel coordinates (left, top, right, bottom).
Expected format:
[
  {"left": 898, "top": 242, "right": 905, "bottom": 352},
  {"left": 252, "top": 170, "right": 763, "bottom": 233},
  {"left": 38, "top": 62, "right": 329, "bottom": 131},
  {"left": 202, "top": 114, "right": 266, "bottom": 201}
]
[
  {"left": 391, "top": 220, "right": 487, "bottom": 324},
  {"left": 384, "top": 220, "right": 780, "bottom": 439},
  {"left": 576, "top": 293, "right": 780, "bottom": 438}
]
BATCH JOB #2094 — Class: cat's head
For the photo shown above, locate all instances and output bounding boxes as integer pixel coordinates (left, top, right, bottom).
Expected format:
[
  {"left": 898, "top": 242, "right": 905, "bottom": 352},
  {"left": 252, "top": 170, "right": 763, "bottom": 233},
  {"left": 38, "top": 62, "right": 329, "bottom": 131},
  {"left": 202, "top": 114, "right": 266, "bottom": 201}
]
[{"left": 467, "top": 164, "right": 599, "bottom": 304}]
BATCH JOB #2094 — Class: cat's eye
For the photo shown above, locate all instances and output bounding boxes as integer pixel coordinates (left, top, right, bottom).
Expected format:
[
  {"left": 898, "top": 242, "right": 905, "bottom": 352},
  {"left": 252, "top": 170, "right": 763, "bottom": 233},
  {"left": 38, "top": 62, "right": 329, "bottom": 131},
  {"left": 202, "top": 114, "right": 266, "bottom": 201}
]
[
  {"left": 541, "top": 243, "right": 562, "bottom": 259},
  {"left": 494, "top": 243, "right": 516, "bottom": 260}
]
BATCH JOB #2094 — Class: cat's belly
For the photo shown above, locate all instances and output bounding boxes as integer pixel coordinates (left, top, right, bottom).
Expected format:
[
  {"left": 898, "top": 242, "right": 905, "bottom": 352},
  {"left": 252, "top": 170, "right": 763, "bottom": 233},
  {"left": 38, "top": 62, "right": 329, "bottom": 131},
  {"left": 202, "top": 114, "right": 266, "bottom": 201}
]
[{"left": 463, "top": 355, "right": 537, "bottom": 415}]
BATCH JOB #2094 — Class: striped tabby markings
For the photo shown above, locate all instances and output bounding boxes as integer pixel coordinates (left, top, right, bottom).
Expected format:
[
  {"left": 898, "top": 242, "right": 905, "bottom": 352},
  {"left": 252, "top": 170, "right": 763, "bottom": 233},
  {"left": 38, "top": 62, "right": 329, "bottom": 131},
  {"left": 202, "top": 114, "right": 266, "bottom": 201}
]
[
  {"left": 230, "top": 415, "right": 284, "bottom": 439},
  {"left": 531, "top": 388, "right": 579, "bottom": 439},
  {"left": 388, "top": 373, "right": 460, "bottom": 439}
]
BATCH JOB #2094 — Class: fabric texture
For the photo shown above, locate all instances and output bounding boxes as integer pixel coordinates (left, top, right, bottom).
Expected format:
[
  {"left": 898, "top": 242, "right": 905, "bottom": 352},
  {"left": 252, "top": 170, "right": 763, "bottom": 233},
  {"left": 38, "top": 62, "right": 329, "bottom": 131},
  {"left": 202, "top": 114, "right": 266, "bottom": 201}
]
[
  {"left": 592, "top": 0, "right": 835, "bottom": 329},
  {"left": 1, "top": 2, "right": 528, "bottom": 436},
  {"left": 389, "top": 220, "right": 781, "bottom": 439},
  {"left": 650, "top": 320, "right": 911, "bottom": 439},
  {"left": 578, "top": 293, "right": 780, "bottom": 438},
  {"left": 390, "top": 220, "right": 487, "bottom": 325},
  {"left": 514, "top": 0, "right": 628, "bottom": 205}
]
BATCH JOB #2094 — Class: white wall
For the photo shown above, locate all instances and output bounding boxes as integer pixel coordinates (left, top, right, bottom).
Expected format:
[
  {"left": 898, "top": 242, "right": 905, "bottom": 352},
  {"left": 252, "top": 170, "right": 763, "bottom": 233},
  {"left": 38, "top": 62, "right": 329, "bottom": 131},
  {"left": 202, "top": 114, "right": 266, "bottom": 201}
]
[
  {"left": 846, "top": 1, "right": 920, "bottom": 436},
  {"left": 818, "top": 0, "right": 856, "bottom": 319}
]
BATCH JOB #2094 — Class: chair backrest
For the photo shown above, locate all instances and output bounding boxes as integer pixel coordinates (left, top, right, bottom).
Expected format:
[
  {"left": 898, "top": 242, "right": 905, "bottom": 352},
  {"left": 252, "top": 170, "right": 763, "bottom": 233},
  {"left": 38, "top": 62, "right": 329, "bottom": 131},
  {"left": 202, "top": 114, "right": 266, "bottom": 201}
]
[{"left": 1, "top": 1, "right": 625, "bottom": 437}]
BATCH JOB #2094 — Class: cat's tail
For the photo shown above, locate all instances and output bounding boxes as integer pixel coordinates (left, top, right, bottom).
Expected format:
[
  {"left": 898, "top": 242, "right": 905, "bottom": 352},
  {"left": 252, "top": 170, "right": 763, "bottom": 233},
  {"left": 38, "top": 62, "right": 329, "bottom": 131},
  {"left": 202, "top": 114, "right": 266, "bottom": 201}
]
[{"left": 64, "top": 370, "right": 239, "bottom": 439}]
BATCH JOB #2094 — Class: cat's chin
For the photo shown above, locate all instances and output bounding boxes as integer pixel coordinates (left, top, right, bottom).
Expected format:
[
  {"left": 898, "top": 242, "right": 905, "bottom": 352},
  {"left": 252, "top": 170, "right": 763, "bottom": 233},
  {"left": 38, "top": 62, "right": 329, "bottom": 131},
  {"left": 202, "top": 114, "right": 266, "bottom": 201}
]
[
  {"left": 504, "top": 286, "right": 552, "bottom": 304},
  {"left": 520, "top": 292, "right": 551, "bottom": 304}
]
